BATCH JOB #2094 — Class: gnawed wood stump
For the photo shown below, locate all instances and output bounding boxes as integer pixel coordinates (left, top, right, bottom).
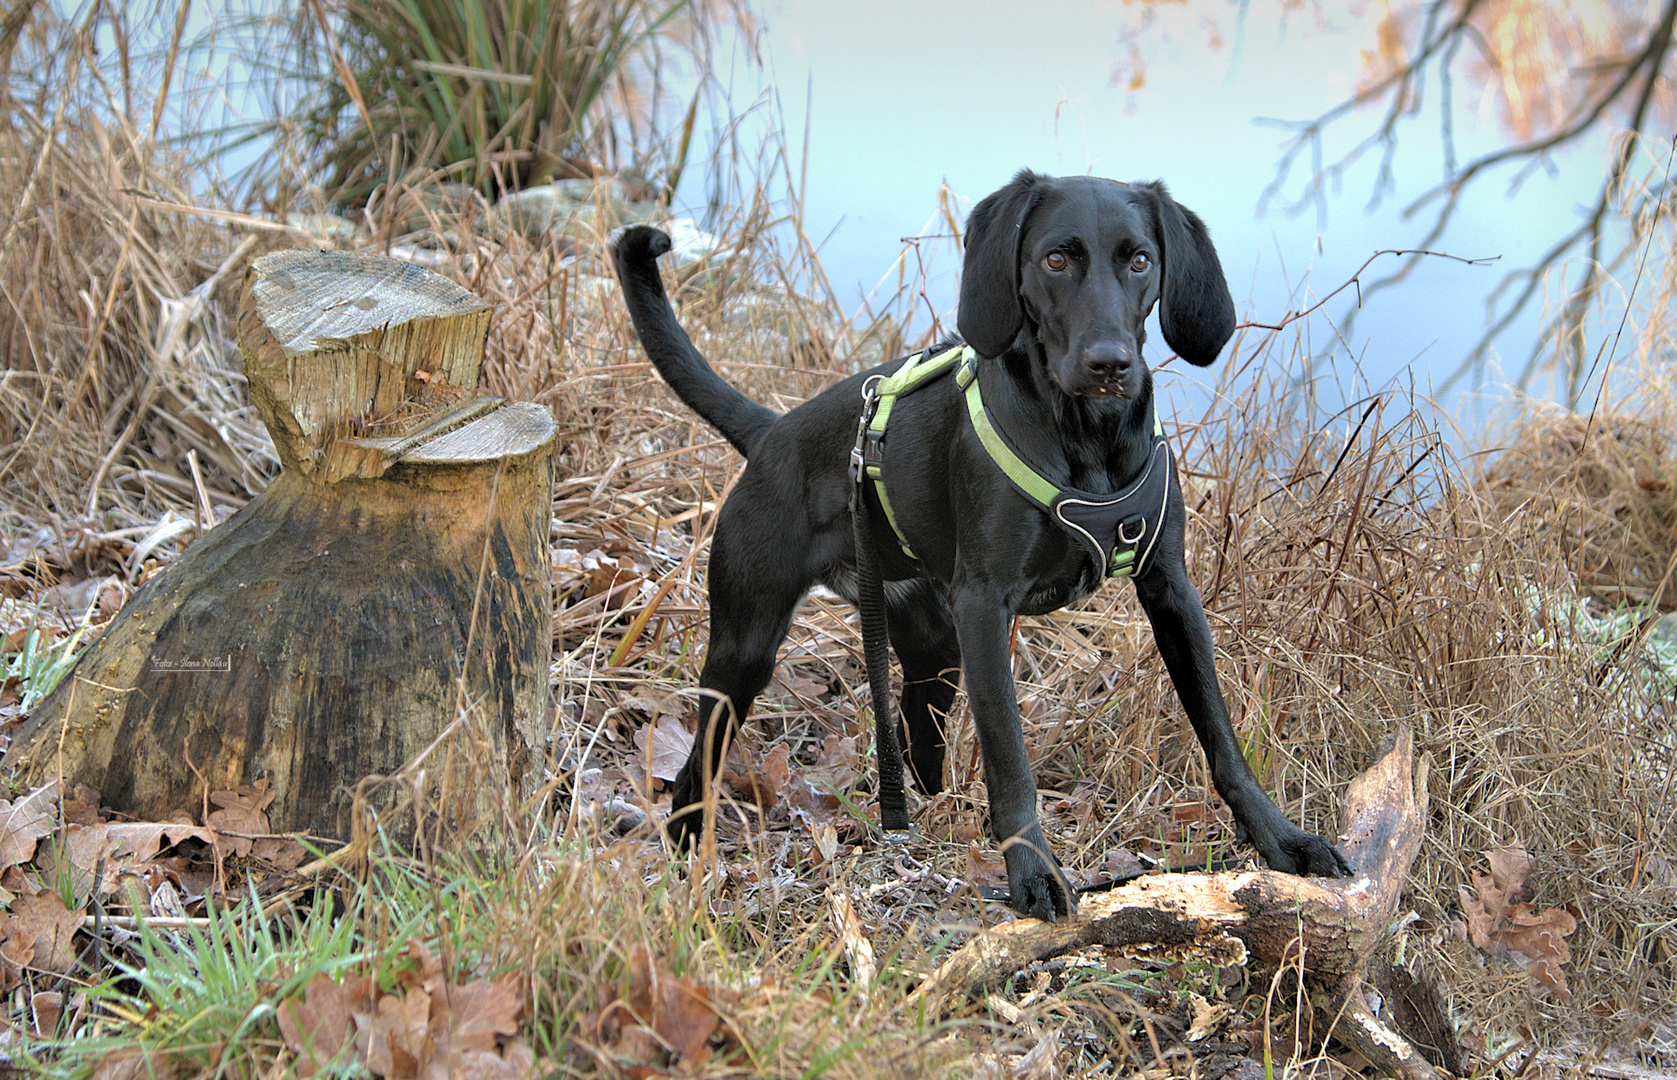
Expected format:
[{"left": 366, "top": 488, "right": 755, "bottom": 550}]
[
  {"left": 4, "top": 251, "right": 556, "bottom": 845},
  {"left": 909, "top": 728, "right": 1441, "bottom": 1080}
]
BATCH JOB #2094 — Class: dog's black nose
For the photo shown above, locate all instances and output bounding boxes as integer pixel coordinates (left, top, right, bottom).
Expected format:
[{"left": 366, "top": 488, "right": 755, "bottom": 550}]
[{"left": 1083, "top": 343, "right": 1134, "bottom": 383}]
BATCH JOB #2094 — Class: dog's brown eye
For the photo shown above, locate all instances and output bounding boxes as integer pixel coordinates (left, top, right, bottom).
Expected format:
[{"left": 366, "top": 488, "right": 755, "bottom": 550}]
[
  {"left": 1130, "top": 252, "right": 1151, "bottom": 273},
  {"left": 1044, "top": 251, "right": 1068, "bottom": 271}
]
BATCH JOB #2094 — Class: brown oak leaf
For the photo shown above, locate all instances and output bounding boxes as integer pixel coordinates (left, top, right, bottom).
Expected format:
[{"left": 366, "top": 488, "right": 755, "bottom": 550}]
[
  {"left": 251, "top": 834, "right": 308, "bottom": 869},
  {"left": 1457, "top": 844, "right": 1578, "bottom": 997},
  {"left": 87, "top": 1046, "right": 179, "bottom": 1080},
  {"left": 206, "top": 778, "right": 276, "bottom": 857},
  {"left": 0, "top": 921, "right": 35, "bottom": 991},
  {"left": 277, "top": 972, "right": 377, "bottom": 1077},
  {"left": 4, "top": 888, "right": 83, "bottom": 972},
  {"left": 727, "top": 743, "right": 793, "bottom": 809},
  {"left": 354, "top": 986, "right": 433, "bottom": 1078},
  {"left": 965, "top": 842, "right": 1009, "bottom": 890},
  {"left": 61, "top": 783, "right": 103, "bottom": 826},
  {"left": 0, "top": 782, "right": 59, "bottom": 869},
  {"left": 634, "top": 714, "right": 693, "bottom": 784},
  {"left": 1501, "top": 901, "right": 1578, "bottom": 997},
  {"left": 633, "top": 942, "right": 721, "bottom": 1069},
  {"left": 102, "top": 822, "right": 217, "bottom": 894},
  {"left": 399, "top": 938, "right": 446, "bottom": 992},
  {"left": 589, "top": 943, "right": 724, "bottom": 1072},
  {"left": 423, "top": 1039, "right": 537, "bottom": 1080},
  {"left": 29, "top": 988, "right": 63, "bottom": 1037},
  {"left": 1458, "top": 844, "right": 1534, "bottom": 949},
  {"left": 433, "top": 976, "right": 523, "bottom": 1054},
  {"left": 44, "top": 822, "right": 115, "bottom": 898},
  {"left": 808, "top": 734, "right": 859, "bottom": 791},
  {"left": 809, "top": 821, "right": 840, "bottom": 866}
]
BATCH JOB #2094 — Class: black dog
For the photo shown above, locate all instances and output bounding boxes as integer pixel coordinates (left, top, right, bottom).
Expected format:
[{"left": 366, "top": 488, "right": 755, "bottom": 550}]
[{"left": 610, "top": 170, "right": 1349, "bottom": 920}]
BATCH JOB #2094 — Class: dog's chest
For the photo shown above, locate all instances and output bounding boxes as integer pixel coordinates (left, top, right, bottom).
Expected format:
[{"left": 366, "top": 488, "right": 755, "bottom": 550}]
[{"left": 1018, "top": 550, "right": 1105, "bottom": 615}]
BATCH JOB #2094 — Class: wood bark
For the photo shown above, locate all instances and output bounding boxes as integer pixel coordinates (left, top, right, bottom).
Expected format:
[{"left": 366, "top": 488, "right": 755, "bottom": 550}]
[
  {"left": 4, "top": 251, "right": 555, "bottom": 844},
  {"left": 907, "top": 728, "right": 1443, "bottom": 1080}
]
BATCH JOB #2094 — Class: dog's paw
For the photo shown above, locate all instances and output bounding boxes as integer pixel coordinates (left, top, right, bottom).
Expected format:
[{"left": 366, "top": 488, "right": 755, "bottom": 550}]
[
  {"left": 1300, "top": 834, "right": 1353, "bottom": 878},
  {"left": 607, "top": 224, "right": 672, "bottom": 265},
  {"left": 1002, "top": 831, "right": 1076, "bottom": 922},
  {"left": 1269, "top": 829, "right": 1353, "bottom": 878},
  {"left": 663, "top": 802, "right": 703, "bottom": 852}
]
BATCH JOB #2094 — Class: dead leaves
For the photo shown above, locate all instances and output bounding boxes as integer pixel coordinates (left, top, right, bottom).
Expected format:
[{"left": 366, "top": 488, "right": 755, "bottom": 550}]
[
  {"left": 277, "top": 941, "right": 531, "bottom": 1080},
  {"left": 633, "top": 713, "right": 693, "bottom": 785},
  {"left": 626, "top": 709, "right": 862, "bottom": 845},
  {"left": 204, "top": 777, "right": 302, "bottom": 865},
  {"left": 555, "top": 546, "right": 648, "bottom": 615},
  {"left": 278, "top": 973, "right": 375, "bottom": 1074},
  {"left": 582, "top": 942, "right": 735, "bottom": 1076},
  {"left": 1456, "top": 843, "right": 1578, "bottom": 997},
  {"left": 0, "top": 778, "right": 308, "bottom": 994},
  {"left": 2, "top": 779, "right": 303, "bottom": 897},
  {"left": 1, "top": 888, "right": 83, "bottom": 978}
]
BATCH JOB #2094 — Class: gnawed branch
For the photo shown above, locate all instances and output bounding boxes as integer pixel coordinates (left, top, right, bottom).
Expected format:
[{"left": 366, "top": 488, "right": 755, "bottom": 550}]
[{"left": 908, "top": 727, "right": 1440, "bottom": 1080}]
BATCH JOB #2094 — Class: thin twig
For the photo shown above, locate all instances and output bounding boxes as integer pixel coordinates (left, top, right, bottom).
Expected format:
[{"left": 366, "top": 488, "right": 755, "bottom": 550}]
[{"left": 1236, "top": 248, "right": 1496, "bottom": 334}]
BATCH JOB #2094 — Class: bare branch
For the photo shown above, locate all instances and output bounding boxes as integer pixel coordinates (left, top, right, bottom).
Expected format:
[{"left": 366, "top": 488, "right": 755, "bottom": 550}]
[
  {"left": 1258, "top": 0, "right": 1677, "bottom": 404},
  {"left": 1237, "top": 247, "right": 1496, "bottom": 337}
]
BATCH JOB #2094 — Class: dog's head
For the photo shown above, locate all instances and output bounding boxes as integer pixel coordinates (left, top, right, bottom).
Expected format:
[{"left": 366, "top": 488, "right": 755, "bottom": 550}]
[{"left": 957, "top": 170, "right": 1236, "bottom": 399}]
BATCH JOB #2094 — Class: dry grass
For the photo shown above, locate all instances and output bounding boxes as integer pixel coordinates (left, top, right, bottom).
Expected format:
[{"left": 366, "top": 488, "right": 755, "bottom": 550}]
[
  {"left": 4, "top": 6, "right": 1677, "bottom": 1073},
  {"left": 0, "top": 3, "right": 284, "bottom": 538}
]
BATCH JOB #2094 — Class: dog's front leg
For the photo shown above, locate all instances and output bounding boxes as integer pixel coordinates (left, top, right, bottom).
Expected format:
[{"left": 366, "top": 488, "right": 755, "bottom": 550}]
[
  {"left": 953, "top": 589, "right": 1076, "bottom": 920},
  {"left": 1133, "top": 566, "right": 1351, "bottom": 878}
]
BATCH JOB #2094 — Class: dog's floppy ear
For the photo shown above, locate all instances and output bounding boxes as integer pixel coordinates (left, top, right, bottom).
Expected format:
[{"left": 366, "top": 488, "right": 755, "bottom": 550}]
[
  {"left": 958, "top": 169, "right": 1045, "bottom": 357},
  {"left": 1138, "top": 181, "right": 1236, "bottom": 367}
]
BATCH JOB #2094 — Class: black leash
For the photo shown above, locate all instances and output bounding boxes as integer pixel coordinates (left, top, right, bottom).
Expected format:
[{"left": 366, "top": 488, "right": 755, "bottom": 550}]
[{"left": 851, "top": 376, "right": 910, "bottom": 831}]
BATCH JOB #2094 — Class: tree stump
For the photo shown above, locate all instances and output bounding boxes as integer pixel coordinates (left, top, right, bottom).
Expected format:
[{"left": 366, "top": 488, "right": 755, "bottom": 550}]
[{"left": 3, "top": 251, "right": 556, "bottom": 844}]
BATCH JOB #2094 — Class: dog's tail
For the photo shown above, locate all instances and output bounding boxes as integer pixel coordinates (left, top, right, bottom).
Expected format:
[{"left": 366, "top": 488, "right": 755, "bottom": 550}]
[{"left": 609, "top": 225, "right": 778, "bottom": 458}]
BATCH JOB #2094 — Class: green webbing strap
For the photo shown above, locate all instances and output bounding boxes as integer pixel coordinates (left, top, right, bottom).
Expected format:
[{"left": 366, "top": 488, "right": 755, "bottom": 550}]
[
  {"left": 867, "top": 345, "right": 964, "bottom": 441},
  {"left": 954, "top": 353, "right": 1166, "bottom": 510},
  {"left": 862, "top": 345, "right": 970, "bottom": 558},
  {"left": 954, "top": 350, "right": 1171, "bottom": 580},
  {"left": 954, "top": 355, "right": 1060, "bottom": 510}
]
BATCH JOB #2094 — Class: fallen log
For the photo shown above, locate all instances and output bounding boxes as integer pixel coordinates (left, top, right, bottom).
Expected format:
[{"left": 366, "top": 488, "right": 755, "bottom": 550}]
[
  {"left": 4, "top": 251, "right": 556, "bottom": 844},
  {"left": 909, "top": 728, "right": 1441, "bottom": 1080}
]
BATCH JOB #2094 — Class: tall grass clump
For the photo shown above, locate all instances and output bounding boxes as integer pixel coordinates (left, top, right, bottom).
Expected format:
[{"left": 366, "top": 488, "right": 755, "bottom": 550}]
[{"left": 270, "top": 0, "right": 750, "bottom": 209}]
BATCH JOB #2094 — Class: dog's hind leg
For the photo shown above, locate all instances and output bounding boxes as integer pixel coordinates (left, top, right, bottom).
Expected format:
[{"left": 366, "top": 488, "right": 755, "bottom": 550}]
[
  {"left": 666, "top": 525, "right": 808, "bottom": 847},
  {"left": 887, "top": 578, "right": 961, "bottom": 795}
]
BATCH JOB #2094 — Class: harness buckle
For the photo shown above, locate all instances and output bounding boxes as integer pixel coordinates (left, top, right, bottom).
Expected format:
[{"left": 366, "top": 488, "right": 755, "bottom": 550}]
[
  {"left": 849, "top": 374, "right": 885, "bottom": 484},
  {"left": 862, "top": 428, "right": 887, "bottom": 472}
]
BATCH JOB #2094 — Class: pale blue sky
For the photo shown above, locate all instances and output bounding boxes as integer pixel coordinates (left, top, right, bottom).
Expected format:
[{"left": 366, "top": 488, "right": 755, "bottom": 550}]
[{"left": 686, "top": 0, "right": 1620, "bottom": 422}]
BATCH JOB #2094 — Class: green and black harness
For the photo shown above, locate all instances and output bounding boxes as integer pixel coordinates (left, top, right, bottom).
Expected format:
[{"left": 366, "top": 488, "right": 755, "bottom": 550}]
[
  {"left": 846, "top": 344, "right": 1176, "bottom": 831},
  {"left": 849, "top": 344, "right": 1174, "bottom": 581}
]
